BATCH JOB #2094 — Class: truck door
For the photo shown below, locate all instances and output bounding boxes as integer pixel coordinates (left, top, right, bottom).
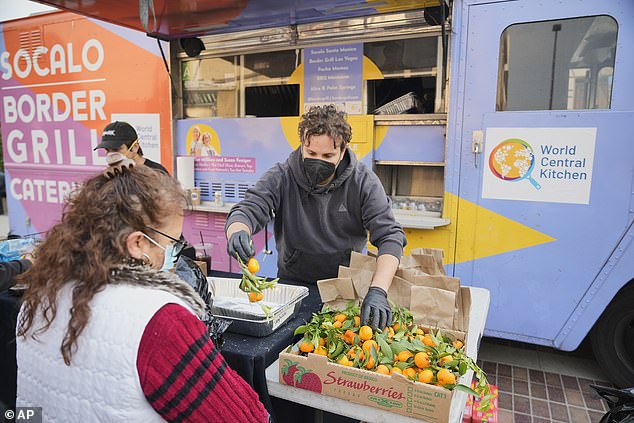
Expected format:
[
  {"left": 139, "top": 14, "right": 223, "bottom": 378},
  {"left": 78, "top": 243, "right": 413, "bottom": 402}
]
[{"left": 454, "top": 0, "right": 633, "bottom": 346}]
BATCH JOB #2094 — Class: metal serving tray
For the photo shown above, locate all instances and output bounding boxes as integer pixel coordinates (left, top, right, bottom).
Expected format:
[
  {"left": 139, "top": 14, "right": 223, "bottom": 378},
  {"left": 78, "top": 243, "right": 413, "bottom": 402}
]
[
  {"left": 374, "top": 91, "right": 422, "bottom": 115},
  {"left": 209, "top": 277, "right": 309, "bottom": 337}
]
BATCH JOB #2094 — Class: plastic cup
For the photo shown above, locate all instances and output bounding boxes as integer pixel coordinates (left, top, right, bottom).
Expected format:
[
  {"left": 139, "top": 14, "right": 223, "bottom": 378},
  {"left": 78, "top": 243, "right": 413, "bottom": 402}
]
[{"left": 194, "top": 244, "right": 212, "bottom": 272}]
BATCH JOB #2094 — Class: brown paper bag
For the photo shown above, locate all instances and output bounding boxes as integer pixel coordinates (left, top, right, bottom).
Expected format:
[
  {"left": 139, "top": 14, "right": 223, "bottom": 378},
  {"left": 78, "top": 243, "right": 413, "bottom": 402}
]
[
  {"left": 412, "top": 247, "right": 444, "bottom": 265},
  {"left": 350, "top": 268, "right": 375, "bottom": 299},
  {"left": 338, "top": 266, "right": 352, "bottom": 278},
  {"left": 349, "top": 251, "right": 377, "bottom": 271},
  {"left": 387, "top": 275, "right": 413, "bottom": 309},
  {"left": 398, "top": 254, "right": 422, "bottom": 270},
  {"left": 415, "top": 253, "right": 445, "bottom": 276},
  {"left": 347, "top": 252, "right": 381, "bottom": 299},
  {"left": 411, "top": 274, "right": 463, "bottom": 331},
  {"left": 410, "top": 285, "right": 455, "bottom": 329},
  {"left": 396, "top": 267, "right": 428, "bottom": 282},
  {"left": 317, "top": 277, "right": 356, "bottom": 303},
  {"left": 458, "top": 286, "right": 471, "bottom": 332},
  {"left": 399, "top": 249, "right": 445, "bottom": 276},
  {"left": 412, "top": 275, "right": 460, "bottom": 291},
  {"left": 321, "top": 251, "right": 467, "bottom": 333}
]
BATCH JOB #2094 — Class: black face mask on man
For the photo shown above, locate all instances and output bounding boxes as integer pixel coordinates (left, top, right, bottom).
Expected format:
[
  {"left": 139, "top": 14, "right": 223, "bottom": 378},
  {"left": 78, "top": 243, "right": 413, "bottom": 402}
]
[{"left": 303, "top": 158, "right": 336, "bottom": 187}]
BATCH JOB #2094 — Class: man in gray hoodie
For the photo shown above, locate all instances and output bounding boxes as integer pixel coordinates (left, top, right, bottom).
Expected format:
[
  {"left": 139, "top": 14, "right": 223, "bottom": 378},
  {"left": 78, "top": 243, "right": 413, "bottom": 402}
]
[{"left": 225, "top": 105, "right": 406, "bottom": 329}]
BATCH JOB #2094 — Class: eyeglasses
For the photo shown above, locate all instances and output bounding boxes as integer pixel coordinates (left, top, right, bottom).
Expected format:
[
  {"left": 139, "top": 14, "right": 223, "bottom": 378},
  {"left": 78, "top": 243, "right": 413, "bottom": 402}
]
[{"left": 143, "top": 226, "right": 188, "bottom": 258}]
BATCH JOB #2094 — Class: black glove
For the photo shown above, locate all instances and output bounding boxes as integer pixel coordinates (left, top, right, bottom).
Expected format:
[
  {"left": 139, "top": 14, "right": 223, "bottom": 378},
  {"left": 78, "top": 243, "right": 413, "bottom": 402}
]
[
  {"left": 360, "top": 286, "right": 392, "bottom": 330},
  {"left": 227, "top": 230, "right": 254, "bottom": 262}
]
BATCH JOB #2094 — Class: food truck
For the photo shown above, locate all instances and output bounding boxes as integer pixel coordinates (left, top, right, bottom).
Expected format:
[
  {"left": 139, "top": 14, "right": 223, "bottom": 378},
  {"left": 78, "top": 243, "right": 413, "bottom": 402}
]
[{"left": 1, "top": 0, "right": 632, "bottom": 387}]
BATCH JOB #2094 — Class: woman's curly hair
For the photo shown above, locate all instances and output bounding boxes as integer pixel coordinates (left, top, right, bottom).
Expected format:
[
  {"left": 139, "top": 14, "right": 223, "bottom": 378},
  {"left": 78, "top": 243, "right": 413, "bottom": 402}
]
[
  {"left": 298, "top": 105, "right": 352, "bottom": 150},
  {"left": 17, "top": 165, "right": 187, "bottom": 365}
]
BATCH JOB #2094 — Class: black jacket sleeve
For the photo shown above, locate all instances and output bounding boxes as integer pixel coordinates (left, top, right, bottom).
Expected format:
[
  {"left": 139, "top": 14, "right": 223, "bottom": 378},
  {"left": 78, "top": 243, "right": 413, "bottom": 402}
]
[{"left": 0, "top": 259, "right": 31, "bottom": 292}]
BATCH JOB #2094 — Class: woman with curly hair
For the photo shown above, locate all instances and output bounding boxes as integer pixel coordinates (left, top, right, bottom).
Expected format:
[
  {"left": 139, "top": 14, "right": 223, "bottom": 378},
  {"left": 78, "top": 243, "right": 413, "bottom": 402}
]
[
  {"left": 225, "top": 104, "right": 406, "bottom": 331},
  {"left": 16, "top": 165, "right": 268, "bottom": 423}
]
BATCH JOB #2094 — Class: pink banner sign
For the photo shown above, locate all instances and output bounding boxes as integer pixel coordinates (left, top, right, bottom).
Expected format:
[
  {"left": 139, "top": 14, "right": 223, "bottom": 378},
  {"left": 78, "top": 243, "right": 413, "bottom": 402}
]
[{"left": 194, "top": 156, "right": 256, "bottom": 173}]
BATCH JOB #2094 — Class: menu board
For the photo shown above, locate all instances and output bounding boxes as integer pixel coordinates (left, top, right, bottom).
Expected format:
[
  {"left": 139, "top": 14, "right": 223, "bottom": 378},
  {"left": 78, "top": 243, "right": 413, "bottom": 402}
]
[{"left": 304, "top": 43, "right": 363, "bottom": 114}]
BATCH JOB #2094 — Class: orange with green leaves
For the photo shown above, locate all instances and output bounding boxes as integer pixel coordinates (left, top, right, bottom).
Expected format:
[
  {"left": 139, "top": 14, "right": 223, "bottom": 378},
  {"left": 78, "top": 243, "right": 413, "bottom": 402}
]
[{"left": 237, "top": 257, "right": 278, "bottom": 317}]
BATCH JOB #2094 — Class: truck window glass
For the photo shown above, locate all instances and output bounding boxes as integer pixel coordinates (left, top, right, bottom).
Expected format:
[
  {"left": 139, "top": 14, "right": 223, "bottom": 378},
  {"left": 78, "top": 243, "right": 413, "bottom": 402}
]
[
  {"left": 182, "top": 56, "right": 238, "bottom": 118},
  {"left": 244, "top": 50, "right": 300, "bottom": 117},
  {"left": 182, "top": 51, "right": 300, "bottom": 118},
  {"left": 496, "top": 15, "right": 617, "bottom": 111},
  {"left": 364, "top": 37, "right": 439, "bottom": 114}
]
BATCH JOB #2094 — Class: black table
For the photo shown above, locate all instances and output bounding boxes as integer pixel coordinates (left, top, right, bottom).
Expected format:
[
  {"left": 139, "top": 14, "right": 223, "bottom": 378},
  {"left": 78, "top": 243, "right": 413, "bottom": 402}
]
[{"left": 0, "top": 272, "right": 324, "bottom": 422}]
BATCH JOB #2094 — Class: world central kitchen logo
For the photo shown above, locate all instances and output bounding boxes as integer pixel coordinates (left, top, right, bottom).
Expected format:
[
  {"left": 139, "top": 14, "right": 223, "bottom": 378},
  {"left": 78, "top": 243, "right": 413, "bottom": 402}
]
[{"left": 488, "top": 138, "right": 589, "bottom": 190}]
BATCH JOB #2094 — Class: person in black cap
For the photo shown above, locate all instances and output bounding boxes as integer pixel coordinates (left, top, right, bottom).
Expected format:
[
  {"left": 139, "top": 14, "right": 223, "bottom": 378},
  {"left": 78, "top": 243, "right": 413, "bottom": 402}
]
[
  {"left": 95, "top": 121, "right": 169, "bottom": 174},
  {"left": 95, "top": 122, "right": 201, "bottom": 275}
]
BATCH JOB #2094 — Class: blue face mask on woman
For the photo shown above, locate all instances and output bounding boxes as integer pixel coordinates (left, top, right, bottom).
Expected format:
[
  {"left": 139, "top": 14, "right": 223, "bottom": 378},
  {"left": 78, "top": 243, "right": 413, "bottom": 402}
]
[{"left": 143, "top": 233, "right": 182, "bottom": 272}]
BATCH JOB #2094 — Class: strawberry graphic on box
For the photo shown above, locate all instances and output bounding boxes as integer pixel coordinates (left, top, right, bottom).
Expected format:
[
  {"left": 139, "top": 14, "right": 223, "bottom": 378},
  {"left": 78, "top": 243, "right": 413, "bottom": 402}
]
[
  {"left": 281, "top": 359, "right": 300, "bottom": 386},
  {"left": 293, "top": 366, "right": 323, "bottom": 394}
]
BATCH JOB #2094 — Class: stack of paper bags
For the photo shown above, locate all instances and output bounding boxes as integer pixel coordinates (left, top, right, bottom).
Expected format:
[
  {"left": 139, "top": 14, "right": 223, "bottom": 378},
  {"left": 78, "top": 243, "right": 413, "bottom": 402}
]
[{"left": 317, "top": 248, "right": 471, "bottom": 333}]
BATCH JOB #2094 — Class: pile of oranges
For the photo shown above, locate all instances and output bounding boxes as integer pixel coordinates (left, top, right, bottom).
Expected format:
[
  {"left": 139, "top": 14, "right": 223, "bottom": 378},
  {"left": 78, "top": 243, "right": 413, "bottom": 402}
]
[{"left": 289, "top": 301, "right": 491, "bottom": 409}]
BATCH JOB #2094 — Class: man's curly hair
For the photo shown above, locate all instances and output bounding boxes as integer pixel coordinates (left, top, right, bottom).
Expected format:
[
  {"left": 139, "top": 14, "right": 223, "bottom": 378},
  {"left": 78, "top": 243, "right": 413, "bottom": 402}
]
[{"left": 298, "top": 105, "right": 352, "bottom": 150}]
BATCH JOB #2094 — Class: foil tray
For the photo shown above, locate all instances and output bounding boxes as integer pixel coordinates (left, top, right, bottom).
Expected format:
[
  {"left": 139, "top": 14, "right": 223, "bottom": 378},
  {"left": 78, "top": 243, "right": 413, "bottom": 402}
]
[{"left": 209, "top": 277, "right": 309, "bottom": 337}]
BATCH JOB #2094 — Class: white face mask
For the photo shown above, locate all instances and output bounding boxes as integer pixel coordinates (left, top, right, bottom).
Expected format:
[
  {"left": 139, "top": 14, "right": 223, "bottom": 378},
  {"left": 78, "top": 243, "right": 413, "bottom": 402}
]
[
  {"left": 106, "top": 152, "right": 134, "bottom": 167},
  {"left": 106, "top": 151, "right": 134, "bottom": 167},
  {"left": 106, "top": 139, "right": 139, "bottom": 166}
]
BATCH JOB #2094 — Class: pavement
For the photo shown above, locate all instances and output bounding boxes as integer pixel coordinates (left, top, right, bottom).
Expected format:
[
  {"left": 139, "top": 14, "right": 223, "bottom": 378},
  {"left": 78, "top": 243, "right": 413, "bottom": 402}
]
[{"left": 477, "top": 338, "right": 609, "bottom": 422}]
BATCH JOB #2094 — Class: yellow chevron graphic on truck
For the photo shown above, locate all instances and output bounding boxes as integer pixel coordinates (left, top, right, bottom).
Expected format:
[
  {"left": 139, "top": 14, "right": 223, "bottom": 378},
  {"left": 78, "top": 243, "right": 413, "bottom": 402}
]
[{"left": 404, "top": 192, "right": 556, "bottom": 264}]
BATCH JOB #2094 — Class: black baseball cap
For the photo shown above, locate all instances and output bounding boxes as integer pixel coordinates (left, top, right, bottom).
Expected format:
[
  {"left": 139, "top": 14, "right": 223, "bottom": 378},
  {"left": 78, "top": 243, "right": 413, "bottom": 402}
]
[{"left": 94, "top": 121, "right": 138, "bottom": 150}]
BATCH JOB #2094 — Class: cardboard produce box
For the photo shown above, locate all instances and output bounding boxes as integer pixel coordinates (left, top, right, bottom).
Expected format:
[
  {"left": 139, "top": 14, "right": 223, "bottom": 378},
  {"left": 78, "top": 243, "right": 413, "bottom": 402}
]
[
  {"left": 278, "top": 316, "right": 473, "bottom": 422},
  {"left": 278, "top": 351, "right": 455, "bottom": 422},
  {"left": 279, "top": 248, "right": 478, "bottom": 422}
]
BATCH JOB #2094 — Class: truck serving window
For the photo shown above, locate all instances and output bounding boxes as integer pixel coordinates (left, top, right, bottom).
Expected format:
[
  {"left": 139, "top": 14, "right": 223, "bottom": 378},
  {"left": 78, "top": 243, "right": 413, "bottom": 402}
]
[
  {"left": 364, "top": 37, "right": 439, "bottom": 114},
  {"left": 496, "top": 15, "right": 617, "bottom": 111}
]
